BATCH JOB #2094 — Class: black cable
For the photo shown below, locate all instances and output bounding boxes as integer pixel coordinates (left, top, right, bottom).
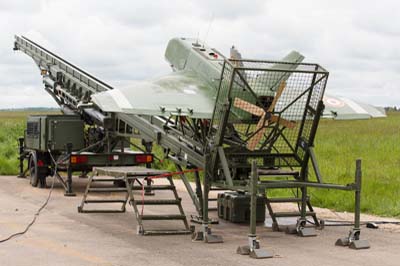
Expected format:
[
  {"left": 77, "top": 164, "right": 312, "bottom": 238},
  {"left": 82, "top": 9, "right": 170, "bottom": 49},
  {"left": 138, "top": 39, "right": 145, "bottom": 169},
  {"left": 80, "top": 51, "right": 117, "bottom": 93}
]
[
  {"left": 0, "top": 149, "right": 62, "bottom": 243},
  {"left": 323, "top": 219, "right": 400, "bottom": 227},
  {"left": 0, "top": 170, "right": 56, "bottom": 243}
]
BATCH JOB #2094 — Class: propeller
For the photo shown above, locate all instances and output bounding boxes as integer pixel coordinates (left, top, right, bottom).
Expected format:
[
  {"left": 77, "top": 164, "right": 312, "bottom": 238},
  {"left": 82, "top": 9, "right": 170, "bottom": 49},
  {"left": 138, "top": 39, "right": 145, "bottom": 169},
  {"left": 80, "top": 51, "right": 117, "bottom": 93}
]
[{"left": 233, "top": 81, "right": 296, "bottom": 150}]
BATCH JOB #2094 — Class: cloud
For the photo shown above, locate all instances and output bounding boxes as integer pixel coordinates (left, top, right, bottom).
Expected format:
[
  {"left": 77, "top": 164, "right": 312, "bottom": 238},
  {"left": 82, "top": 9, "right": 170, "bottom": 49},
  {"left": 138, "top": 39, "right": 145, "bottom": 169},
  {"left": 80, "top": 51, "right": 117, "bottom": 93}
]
[{"left": 0, "top": 0, "right": 399, "bottom": 108}]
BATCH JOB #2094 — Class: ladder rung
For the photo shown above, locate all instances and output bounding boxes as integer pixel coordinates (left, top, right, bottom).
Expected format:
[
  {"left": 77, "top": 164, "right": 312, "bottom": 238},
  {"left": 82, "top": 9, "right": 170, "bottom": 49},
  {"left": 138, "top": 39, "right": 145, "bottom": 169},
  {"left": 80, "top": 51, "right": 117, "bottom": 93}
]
[
  {"left": 143, "top": 230, "right": 192, "bottom": 236},
  {"left": 88, "top": 188, "right": 127, "bottom": 193},
  {"left": 84, "top": 199, "right": 126, "bottom": 204},
  {"left": 133, "top": 199, "right": 181, "bottom": 205},
  {"left": 267, "top": 198, "right": 302, "bottom": 203},
  {"left": 131, "top": 185, "right": 175, "bottom": 191},
  {"left": 140, "top": 214, "right": 186, "bottom": 220},
  {"left": 208, "top": 198, "right": 218, "bottom": 201},
  {"left": 258, "top": 168, "right": 299, "bottom": 176},
  {"left": 208, "top": 207, "right": 218, "bottom": 211},
  {"left": 273, "top": 211, "right": 316, "bottom": 218}
]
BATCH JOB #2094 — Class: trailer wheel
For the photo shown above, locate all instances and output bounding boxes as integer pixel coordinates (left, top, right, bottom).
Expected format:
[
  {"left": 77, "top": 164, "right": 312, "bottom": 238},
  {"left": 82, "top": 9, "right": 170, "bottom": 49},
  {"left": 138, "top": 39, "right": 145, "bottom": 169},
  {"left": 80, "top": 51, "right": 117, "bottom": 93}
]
[
  {"left": 29, "top": 152, "right": 39, "bottom": 187},
  {"left": 38, "top": 174, "right": 47, "bottom": 188}
]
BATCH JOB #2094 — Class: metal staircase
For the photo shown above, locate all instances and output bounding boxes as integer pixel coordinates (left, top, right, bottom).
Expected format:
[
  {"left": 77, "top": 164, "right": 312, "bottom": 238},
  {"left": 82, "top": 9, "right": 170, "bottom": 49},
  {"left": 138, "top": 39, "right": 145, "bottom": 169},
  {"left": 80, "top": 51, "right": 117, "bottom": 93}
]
[
  {"left": 258, "top": 168, "right": 320, "bottom": 233},
  {"left": 78, "top": 166, "right": 191, "bottom": 235}
]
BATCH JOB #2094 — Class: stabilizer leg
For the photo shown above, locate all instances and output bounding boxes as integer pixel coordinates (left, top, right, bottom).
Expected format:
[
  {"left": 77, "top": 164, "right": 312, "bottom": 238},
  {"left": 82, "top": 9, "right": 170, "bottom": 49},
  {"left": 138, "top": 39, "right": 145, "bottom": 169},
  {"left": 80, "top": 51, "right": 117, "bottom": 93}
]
[
  {"left": 192, "top": 160, "right": 223, "bottom": 243},
  {"left": 237, "top": 161, "right": 272, "bottom": 259},
  {"left": 64, "top": 143, "right": 76, "bottom": 197},
  {"left": 336, "top": 160, "right": 369, "bottom": 249},
  {"left": 17, "top": 137, "right": 26, "bottom": 178}
]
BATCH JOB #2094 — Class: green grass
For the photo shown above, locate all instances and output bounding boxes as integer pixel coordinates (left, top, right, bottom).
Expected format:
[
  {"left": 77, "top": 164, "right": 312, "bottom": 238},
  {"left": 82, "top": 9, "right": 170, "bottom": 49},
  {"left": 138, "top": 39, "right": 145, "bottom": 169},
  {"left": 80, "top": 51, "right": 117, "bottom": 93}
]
[
  {"left": 0, "top": 110, "right": 399, "bottom": 217},
  {"left": 310, "top": 112, "right": 400, "bottom": 217},
  {"left": 0, "top": 111, "right": 59, "bottom": 175}
]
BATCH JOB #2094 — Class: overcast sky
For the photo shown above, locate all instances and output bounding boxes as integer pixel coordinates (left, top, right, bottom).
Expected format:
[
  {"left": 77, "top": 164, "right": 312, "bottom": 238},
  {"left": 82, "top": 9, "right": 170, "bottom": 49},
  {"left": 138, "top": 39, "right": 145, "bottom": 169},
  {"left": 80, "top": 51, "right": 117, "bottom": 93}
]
[{"left": 0, "top": 0, "right": 398, "bottom": 108}]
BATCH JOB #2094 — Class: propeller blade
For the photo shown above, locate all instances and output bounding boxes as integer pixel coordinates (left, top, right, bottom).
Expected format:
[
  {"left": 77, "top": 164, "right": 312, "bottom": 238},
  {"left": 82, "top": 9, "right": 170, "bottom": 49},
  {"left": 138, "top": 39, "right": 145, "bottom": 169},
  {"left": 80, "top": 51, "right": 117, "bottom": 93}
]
[
  {"left": 247, "top": 114, "right": 267, "bottom": 151},
  {"left": 268, "top": 81, "right": 286, "bottom": 112},
  {"left": 270, "top": 115, "right": 296, "bottom": 129},
  {"left": 234, "top": 81, "right": 292, "bottom": 151},
  {"left": 233, "top": 98, "right": 264, "bottom": 116}
]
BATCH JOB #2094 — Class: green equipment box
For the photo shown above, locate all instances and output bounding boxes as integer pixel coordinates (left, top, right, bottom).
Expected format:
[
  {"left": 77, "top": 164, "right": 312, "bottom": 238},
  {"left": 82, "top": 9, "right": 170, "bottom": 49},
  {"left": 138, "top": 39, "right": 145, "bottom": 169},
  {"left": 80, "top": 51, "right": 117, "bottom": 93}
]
[
  {"left": 217, "top": 192, "right": 265, "bottom": 223},
  {"left": 25, "top": 115, "right": 84, "bottom": 152}
]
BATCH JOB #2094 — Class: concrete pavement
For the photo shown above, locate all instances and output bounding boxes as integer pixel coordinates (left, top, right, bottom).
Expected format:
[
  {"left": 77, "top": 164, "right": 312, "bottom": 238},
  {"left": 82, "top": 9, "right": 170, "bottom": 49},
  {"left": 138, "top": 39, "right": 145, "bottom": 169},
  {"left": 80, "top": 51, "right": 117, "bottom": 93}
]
[{"left": 0, "top": 175, "right": 399, "bottom": 266}]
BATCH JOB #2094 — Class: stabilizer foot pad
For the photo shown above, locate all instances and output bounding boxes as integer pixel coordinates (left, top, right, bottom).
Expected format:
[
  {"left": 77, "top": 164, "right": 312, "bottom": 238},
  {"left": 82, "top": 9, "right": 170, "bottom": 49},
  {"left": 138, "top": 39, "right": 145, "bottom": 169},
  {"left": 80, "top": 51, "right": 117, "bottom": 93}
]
[
  {"left": 64, "top": 192, "right": 76, "bottom": 197},
  {"left": 349, "top": 240, "right": 370, "bottom": 250},
  {"left": 298, "top": 227, "right": 317, "bottom": 237},
  {"left": 250, "top": 249, "right": 274, "bottom": 259},
  {"left": 205, "top": 233, "right": 223, "bottom": 243}
]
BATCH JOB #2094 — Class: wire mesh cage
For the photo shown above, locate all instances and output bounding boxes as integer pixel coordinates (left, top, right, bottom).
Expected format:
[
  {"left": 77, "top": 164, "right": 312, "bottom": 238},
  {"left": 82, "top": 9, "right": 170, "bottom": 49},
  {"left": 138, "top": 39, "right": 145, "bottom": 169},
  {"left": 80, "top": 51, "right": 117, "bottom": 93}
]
[{"left": 210, "top": 59, "right": 329, "bottom": 169}]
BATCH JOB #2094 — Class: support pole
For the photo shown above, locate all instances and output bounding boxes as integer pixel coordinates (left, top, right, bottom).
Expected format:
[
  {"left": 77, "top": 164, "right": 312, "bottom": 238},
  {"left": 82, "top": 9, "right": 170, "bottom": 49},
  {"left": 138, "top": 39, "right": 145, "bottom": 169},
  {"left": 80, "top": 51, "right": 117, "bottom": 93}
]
[
  {"left": 354, "top": 159, "right": 362, "bottom": 234},
  {"left": 64, "top": 143, "right": 76, "bottom": 196},
  {"left": 295, "top": 167, "right": 317, "bottom": 237},
  {"left": 202, "top": 166, "right": 210, "bottom": 236},
  {"left": 249, "top": 161, "right": 257, "bottom": 237},
  {"left": 192, "top": 153, "right": 223, "bottom": 243},
  {"left": 17, "top": 137, "right": 25, "bottom": 178},
  {"left": 194, "top": 170, "right": 204, "bottom": 215},
  {"left": 237, "top": 161, "right": 273, "bottom": 259},
  {"left": 142, "top": 140, "right": 154, "bottom": 196},
  {"left": 335, "top": 159, "right": 369, "bottom": 249}
]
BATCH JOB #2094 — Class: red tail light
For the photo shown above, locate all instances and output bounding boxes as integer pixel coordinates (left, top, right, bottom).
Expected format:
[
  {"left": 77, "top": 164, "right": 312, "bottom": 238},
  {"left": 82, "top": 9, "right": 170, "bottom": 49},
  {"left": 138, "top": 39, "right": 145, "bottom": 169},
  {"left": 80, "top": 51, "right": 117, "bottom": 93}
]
[
  {"left": 70, "top": 155, "right": 88, "bottom": 164},
  {"left": 37, "top": 160, "right": 44, "bottom": 167},
  {"left": 136, "top": 154, "right": 153, "bottom": 164}
]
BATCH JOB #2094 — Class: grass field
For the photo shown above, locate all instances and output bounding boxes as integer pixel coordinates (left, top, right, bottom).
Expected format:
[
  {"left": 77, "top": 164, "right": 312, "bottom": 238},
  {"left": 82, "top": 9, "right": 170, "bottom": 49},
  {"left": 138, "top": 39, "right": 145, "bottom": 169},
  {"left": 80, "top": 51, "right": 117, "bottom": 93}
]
[
  {"left": 311, "top": 112, "right": 400, "bottom": 217},
  {"left": 0, "top": 110, "right": 399, "bottom": 217}
]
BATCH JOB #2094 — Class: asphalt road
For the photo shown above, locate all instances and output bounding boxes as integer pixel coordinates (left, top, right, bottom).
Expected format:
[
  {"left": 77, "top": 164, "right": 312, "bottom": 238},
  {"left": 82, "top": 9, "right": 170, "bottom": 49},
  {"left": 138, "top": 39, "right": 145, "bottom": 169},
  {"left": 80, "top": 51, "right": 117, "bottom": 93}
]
[{"left": 0, "top": 175, "right": 399, "bottom": 266}]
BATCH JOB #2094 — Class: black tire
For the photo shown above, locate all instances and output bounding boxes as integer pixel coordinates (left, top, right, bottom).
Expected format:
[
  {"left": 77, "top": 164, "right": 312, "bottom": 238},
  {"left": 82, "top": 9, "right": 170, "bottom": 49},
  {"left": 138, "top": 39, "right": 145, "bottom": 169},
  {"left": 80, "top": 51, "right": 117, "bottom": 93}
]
[
  {"left": 39, "top": 175, "right": 47, "bottom": 188},
  {"left": 29, "top": 152, "right": 39, "bottom": 187}
]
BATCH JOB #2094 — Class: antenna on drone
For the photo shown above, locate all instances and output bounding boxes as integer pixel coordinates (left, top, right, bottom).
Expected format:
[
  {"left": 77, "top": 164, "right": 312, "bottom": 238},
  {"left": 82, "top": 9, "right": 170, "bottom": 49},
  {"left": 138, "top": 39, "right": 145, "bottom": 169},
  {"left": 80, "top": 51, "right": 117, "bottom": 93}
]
[{"left": 203, "top": 13, "right": 214, "bottom": 48}]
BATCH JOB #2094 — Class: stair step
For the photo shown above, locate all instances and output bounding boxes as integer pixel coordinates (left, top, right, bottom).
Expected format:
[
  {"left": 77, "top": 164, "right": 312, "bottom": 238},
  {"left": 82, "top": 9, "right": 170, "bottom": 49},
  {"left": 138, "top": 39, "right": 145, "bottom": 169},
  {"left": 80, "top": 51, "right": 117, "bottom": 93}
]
[
  {"left": 133, "top": 199, "right": 181, "bottom": 205},
  {"left": 267, "top": 198, "right": 302, "bottom": 203},
  {"left": 143, "top": 230, "right": 192, "bottom": 236},
  {"left": 84, "top": 199, "right": 126, "bottom": 204},
  {"left": 131, "top": 185, "right": 175, "bottom": 191},
  {"left": 88, "top": 188, "right": 127, "bottom": 193},
  {"left": 78, "top": 209, "right": 125, "bottom": 213},
  {"left": 92, "top": 178, "right": 125, "bottom": 182},
  {"left": 273, "top": 211, "right": 316, "bottom": 218},
  {"left": 140, "top": 214, "right": 186, "bottom": 220}
]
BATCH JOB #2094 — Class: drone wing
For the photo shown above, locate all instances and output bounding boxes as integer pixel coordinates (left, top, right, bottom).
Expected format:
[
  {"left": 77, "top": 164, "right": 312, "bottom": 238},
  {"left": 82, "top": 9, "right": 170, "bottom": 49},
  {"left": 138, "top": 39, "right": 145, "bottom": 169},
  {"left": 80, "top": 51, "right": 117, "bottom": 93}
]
[{"left": 92, "top": 70, "right": 217, "bottom": 119}]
